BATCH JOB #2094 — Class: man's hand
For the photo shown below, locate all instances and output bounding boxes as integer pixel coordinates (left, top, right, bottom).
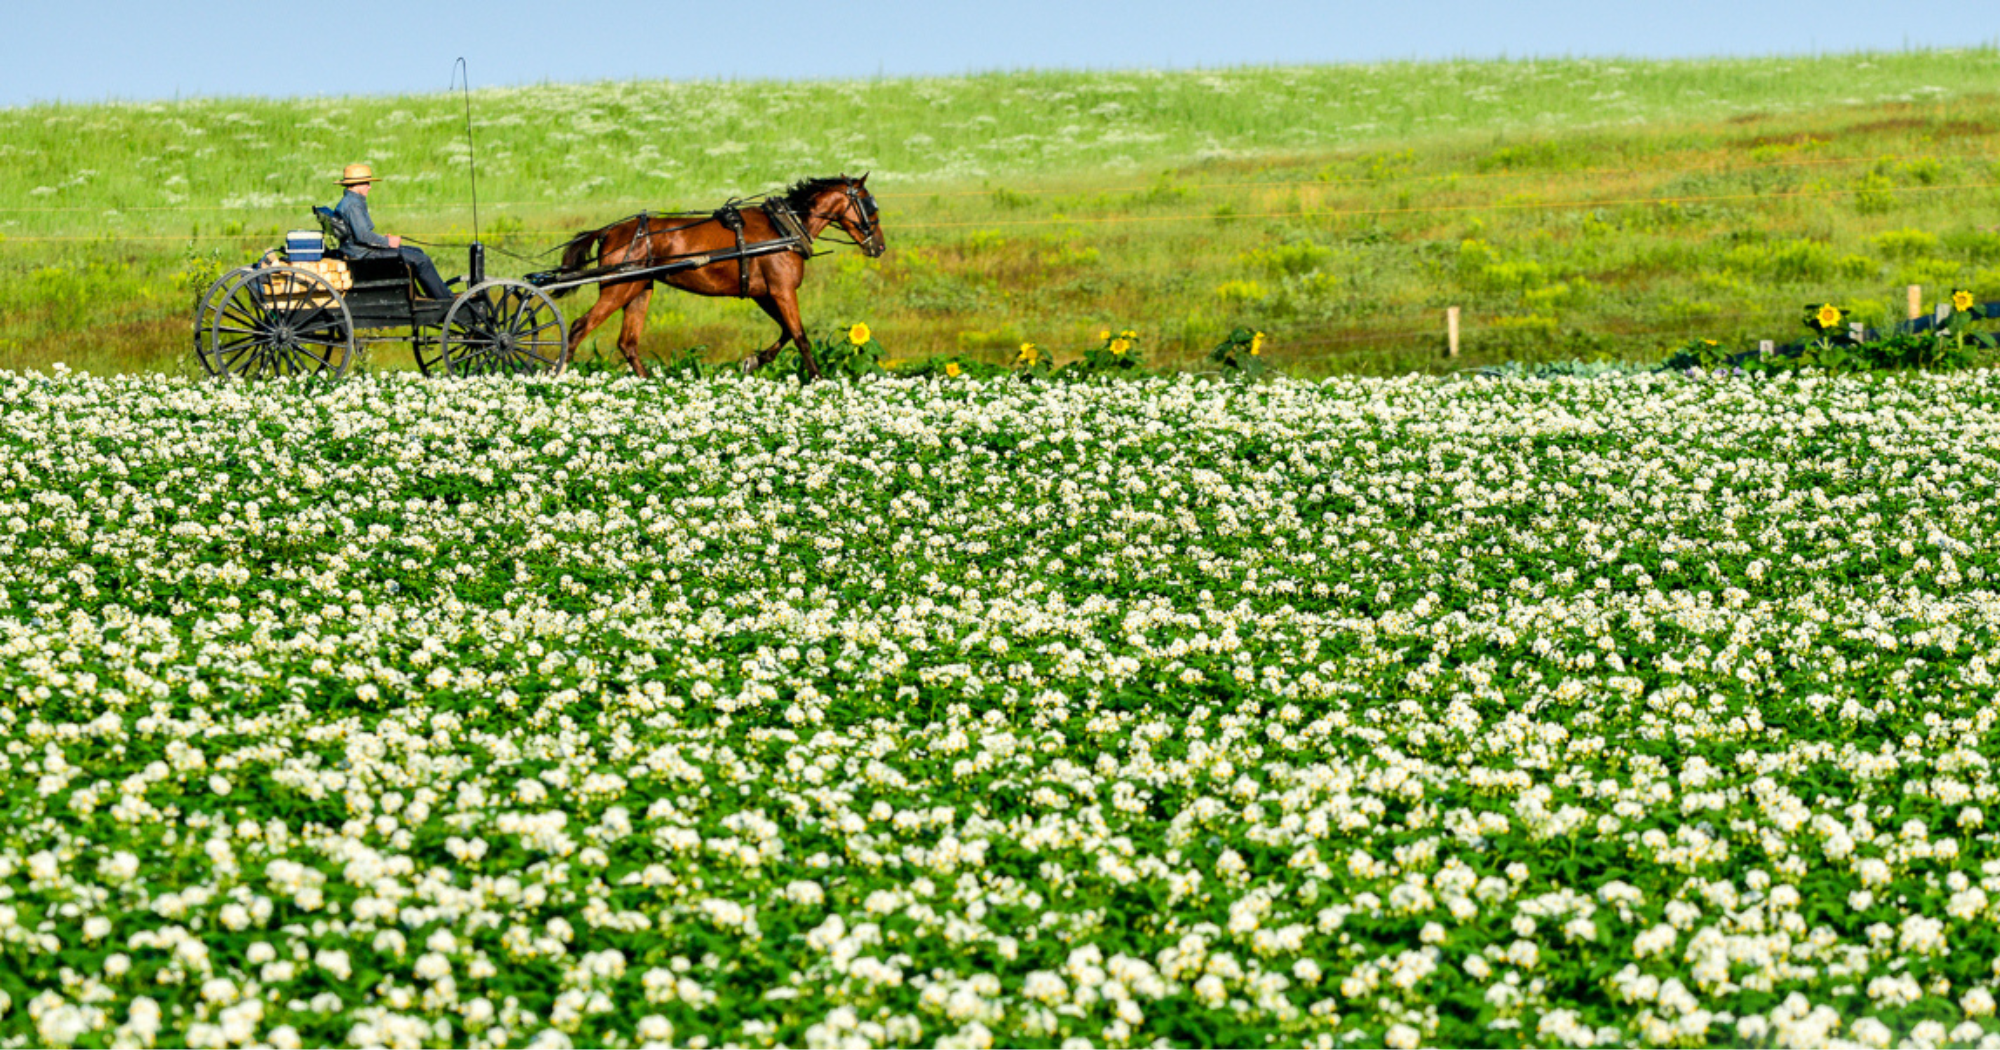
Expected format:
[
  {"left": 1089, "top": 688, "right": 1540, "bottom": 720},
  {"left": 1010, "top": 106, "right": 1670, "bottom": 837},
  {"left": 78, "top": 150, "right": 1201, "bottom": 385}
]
[{"left": 388, "top": 235, "right": 402, "bottom": 248}]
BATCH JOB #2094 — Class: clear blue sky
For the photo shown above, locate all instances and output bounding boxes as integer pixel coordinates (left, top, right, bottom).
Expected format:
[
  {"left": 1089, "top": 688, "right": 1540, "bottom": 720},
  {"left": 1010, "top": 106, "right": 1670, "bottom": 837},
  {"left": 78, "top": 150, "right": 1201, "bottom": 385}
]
[{"left": 7, "top": 0, "right": 1994, "bottom": 107}]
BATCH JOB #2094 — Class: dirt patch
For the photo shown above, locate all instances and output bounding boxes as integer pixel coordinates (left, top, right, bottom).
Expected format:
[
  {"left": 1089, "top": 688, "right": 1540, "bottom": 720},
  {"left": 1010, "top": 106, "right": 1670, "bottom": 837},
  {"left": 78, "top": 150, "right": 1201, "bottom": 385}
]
[
  {"left": 1737, "top": 132, "right": 1831, "bottom": 150},
  {"left": 1841, "top": 115, "right": 1997, "bottom": 139}
]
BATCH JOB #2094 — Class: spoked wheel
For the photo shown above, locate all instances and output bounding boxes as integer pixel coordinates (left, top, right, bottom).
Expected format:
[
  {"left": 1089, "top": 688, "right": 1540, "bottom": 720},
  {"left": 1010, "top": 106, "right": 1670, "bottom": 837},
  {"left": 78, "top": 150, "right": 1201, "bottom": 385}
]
[
  {"left": 202, "top": 266, "right": 355, "bottom": 379},
  {"left": 439, "top": 280, "right": 569, "bottom": 376},
  {"left": 191, "top": 266, "right": 253, "bottom": 364},
  {"left": 413, "top": 324, "right": 447, "bottom": 376}
]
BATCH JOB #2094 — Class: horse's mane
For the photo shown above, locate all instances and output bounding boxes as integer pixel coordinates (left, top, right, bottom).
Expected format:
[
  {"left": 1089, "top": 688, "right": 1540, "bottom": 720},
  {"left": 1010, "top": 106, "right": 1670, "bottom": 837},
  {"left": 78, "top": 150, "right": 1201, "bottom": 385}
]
[{"left": 780, "top": 175, "right": 856, "bottom": 212}]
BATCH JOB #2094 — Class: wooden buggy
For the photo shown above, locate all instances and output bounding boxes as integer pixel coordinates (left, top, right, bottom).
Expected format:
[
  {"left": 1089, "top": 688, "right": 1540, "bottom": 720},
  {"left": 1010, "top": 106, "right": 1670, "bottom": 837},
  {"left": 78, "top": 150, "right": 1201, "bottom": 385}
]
[{"left": 191, "top": 212, "right": 568, "bottom": 379}]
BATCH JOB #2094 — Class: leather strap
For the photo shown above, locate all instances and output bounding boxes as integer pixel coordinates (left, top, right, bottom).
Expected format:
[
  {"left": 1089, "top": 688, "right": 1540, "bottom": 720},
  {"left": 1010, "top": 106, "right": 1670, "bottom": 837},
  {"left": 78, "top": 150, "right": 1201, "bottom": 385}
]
[
  {"left": 713, "top": 204, "right": 749, "bottom": 297},
  {"left": 764, "top": 201, "right": 814, "bottom": 258}
]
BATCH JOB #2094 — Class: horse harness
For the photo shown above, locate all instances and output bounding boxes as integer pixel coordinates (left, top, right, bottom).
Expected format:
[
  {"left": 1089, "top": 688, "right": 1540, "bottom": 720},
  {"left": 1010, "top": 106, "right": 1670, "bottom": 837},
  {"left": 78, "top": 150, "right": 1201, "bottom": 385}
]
[
  {"left": 528, "top": 192, "right": 841, "bottom": 296},
  {"left": 711, "top": 200, "right": 814, "bottom": 297}
]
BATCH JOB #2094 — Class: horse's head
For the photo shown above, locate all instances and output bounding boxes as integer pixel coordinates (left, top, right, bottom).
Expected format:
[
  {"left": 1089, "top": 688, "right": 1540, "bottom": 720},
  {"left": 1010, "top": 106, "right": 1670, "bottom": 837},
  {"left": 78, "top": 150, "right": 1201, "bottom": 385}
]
[{"left": 809, "top": 175, "right": 884, "bottom": 258}]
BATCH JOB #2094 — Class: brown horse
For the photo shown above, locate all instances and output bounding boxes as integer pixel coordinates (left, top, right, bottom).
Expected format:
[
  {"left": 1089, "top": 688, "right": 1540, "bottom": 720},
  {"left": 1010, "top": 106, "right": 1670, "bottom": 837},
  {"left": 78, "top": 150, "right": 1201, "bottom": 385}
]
[{"left": 555, "top": 175, "right": 884, "bottom": 379}]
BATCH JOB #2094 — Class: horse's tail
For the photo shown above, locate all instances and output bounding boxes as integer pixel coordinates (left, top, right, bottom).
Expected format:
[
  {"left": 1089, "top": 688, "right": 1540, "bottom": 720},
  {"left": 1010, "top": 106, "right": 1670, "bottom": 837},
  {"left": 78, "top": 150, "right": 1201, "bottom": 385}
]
[{"left": 548, "top": 227, "right": 608, "bottom": 300}]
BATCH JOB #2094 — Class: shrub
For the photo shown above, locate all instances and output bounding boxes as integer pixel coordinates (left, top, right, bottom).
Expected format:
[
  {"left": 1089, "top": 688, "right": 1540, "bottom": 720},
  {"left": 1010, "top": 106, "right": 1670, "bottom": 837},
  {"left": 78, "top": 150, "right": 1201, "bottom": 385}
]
[
  {"left": 1871, "top": 228, "right": 1939, "bottom": 258},
  {"left": 1237, "top": 241, "right": 1333, "bottom": 278},
  {"left": 1215, "top": 280, "right": 1267, "bottom": 304},
  {"left": 1723, "top": 239, "right": 1848, "bottom": 283},
  {"left": 1852, "top": 172, "right": 1896, "bottom": 215},
  {"left": 1943, "top": 229, "right": 2000, "bottom": 258}
]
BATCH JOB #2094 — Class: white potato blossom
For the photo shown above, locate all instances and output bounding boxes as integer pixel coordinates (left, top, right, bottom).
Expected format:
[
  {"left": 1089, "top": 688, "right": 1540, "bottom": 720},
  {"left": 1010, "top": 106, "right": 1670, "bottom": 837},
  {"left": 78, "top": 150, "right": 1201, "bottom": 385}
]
[{"left": 1, "top": 369, "right": 1999, "bottom": 1044}]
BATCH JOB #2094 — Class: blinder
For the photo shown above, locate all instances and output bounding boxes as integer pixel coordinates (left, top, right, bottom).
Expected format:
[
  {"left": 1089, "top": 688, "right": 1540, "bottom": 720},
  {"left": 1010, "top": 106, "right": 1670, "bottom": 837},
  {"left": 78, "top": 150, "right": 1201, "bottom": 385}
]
[{"left": 846, "top": 184, "right": 885, "bottom": 257}]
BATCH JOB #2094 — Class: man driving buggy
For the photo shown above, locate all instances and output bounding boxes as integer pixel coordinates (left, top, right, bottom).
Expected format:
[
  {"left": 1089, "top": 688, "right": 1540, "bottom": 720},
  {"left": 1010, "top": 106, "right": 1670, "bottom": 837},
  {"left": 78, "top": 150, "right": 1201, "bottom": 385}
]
[{"left": 330, "top": 163, "right": 452, "bottom": 301}]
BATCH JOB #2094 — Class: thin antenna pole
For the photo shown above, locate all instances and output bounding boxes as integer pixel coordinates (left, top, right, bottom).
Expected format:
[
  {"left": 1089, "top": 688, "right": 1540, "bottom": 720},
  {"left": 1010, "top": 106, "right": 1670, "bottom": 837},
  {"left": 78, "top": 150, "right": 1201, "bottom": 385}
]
[{"left": 453, "top": 57, "right": 479, "bottom": 243}]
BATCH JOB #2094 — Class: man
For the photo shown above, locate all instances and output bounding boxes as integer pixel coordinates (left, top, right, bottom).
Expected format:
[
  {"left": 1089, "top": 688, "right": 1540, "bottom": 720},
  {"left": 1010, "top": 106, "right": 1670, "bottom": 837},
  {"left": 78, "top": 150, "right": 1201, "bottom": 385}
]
[{"left": 330, "top": 163, "right": 451, "bottom": 300}]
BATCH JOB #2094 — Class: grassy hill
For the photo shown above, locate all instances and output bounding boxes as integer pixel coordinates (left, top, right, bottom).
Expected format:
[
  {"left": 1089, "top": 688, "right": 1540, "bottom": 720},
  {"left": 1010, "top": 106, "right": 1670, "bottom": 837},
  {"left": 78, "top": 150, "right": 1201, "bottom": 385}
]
[{"left": 3, "top": 50, "right": 1999, "bottom": 374}]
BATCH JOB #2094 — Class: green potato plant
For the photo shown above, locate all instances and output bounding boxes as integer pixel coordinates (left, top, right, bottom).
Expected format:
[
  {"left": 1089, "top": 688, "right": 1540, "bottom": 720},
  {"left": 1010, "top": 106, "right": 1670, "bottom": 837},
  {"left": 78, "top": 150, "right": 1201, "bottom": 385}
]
[{"left": 2, "top": 369, "right": 2000, "bottom": 1047}]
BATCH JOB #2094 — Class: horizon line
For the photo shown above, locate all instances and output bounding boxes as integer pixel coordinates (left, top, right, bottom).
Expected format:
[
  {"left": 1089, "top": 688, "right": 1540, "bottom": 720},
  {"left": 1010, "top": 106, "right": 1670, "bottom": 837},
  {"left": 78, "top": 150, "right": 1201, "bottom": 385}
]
[{"left": 5, "top": 43, "right": 1997, "bottom": 112}]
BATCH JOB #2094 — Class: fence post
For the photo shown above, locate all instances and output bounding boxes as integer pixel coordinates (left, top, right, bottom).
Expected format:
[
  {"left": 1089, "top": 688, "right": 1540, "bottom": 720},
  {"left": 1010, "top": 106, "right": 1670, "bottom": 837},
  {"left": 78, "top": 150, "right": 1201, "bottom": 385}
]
[
  {"left": 1759, "top": 340, "right": 1774, "bottom": 357},
  {"left": 1909, "top": 285, "right": 1923, "bottom": 321},
  {"left": 1447, "top": 306, "right": 1460, "bottom": 358}
]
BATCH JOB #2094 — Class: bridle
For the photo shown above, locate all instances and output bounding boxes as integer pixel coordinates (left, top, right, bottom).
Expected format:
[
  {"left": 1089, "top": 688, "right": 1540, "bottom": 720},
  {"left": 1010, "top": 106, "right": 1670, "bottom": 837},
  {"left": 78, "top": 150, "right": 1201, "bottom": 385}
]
[{"left": 808, "top": 183, "right": 884, "bottom": 257}]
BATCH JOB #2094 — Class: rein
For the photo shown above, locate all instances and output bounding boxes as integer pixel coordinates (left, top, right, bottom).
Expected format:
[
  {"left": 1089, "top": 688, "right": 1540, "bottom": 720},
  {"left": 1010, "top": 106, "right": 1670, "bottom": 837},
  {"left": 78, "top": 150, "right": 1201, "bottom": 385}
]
[
  {"left": 533, "top": 181, "right": 878, "bottom": 294},
  {"left": 378, "top": 184, "right": 881, "bottom": 274},
  {"left": 621, "top": 192, "right": 865, "bottom": 296}
]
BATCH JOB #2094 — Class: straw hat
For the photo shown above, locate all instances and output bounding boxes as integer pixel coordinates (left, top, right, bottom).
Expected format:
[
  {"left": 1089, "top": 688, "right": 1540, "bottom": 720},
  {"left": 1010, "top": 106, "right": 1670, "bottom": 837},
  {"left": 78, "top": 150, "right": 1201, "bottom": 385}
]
[{"left": 336, "top": 163, "right": 378, "bottom": 186}]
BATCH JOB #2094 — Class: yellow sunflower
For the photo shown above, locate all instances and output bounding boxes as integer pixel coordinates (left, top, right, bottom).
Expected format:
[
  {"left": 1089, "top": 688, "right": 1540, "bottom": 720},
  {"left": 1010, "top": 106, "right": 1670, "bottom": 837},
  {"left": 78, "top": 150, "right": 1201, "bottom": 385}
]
[
  {"left": 945, "top": 362, "right": 962, "bottom": 377},
  {"left": 1109, "top": 338, "right": 1131, "bottom": 356},
  {"left": 1815, "top": 303, "right": 1843, "bottom": 329},
  {"left": 848, "top": 322, "right": 871, "bottom": 346},
  {"left": 1250, "top": 331, "right": 1266, "bottom": 356},
  {"left": 1953, "top": 289, "right": 1976, "bottom": 313},
  {"left": 1016, "top": 342, "right": 1040, "bottom": 366}
]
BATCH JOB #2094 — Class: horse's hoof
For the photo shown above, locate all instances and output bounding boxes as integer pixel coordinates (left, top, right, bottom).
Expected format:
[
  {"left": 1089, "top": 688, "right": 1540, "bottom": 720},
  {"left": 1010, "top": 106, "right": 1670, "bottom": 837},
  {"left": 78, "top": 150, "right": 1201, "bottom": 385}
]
[{"left": 737, "top": 358, "right": 757, "bottom": 375}]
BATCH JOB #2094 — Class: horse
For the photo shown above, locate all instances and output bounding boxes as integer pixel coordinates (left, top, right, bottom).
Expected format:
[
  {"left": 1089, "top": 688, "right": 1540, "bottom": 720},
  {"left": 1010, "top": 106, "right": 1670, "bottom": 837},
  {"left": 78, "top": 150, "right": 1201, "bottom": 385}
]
[{"left": 553, "top": 175, "right": 884, "bottom": 379}]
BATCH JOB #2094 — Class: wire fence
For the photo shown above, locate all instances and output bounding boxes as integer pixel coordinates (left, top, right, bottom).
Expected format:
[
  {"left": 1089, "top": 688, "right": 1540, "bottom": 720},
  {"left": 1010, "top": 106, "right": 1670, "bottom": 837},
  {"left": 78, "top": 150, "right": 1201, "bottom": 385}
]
[
  {"left": 3, "top": 176, "right": 1995, "bottom": 245},
  {"left": 0, "top": 150, "right": 1914, "bottom": 217},
  {"left": 0, "top": 146, "right": 1994, "bottom": 242},
  {"left": 1164, "top": 313, "right": 1808, "bottom": 358}
]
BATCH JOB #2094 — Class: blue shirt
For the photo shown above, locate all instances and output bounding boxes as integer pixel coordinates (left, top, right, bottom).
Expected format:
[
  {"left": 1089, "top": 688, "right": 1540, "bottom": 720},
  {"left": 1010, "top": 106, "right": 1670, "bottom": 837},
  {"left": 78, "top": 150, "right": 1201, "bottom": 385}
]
[{"left": 332, "top": 190, "right": 395, "bottom": 258}]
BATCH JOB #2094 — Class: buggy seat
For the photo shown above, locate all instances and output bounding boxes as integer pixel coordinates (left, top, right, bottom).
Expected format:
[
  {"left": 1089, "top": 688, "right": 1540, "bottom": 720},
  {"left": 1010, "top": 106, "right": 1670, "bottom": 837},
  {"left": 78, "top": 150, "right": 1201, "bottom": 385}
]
[
  {"left": 308, "top": 205, "right": 453, "bottom": 328},
  {"left": 314, "top": 205, "right": 422, "bottom": 293}
]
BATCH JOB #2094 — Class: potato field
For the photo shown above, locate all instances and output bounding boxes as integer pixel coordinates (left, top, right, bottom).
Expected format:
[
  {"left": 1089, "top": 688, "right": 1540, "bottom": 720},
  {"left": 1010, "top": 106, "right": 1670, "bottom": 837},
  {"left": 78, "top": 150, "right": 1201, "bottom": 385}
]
[{"left": 2, "top": 369, "right": 2000, "bottom": 1048}]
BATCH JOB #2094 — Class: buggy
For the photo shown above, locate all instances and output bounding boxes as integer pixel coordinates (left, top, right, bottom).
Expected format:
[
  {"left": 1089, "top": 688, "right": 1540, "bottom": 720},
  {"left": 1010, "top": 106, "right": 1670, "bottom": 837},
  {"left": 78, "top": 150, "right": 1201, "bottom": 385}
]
[{"left": 191, "top": 210, "right": 568, "bottom": 378}]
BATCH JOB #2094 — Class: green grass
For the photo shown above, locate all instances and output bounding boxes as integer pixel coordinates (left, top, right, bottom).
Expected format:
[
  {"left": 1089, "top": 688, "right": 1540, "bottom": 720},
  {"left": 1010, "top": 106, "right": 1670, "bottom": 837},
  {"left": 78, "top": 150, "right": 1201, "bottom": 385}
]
[{"left": 4, "top": 50, "right": 2000, "bottom": 374}]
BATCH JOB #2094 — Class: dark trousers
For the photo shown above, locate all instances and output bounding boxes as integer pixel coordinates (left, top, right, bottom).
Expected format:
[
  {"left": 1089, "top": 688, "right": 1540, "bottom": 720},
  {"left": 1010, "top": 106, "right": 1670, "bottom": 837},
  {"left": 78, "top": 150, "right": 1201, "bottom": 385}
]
[{"left": 397, "top": 246, "right": 452, "bottom": 300}]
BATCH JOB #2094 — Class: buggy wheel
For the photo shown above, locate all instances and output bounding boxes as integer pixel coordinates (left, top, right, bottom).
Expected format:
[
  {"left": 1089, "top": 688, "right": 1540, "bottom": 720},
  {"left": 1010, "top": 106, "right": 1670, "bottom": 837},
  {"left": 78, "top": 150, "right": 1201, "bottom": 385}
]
[
  {"left": 191, "top": 266, "right": 253, "bottom": 363},
  {"left": 440, "top": 280, "right": 569, "bottom": 377},
  {"left": 203, "top": 266, "right": 355, "bottom": 379},
  {"left": 413, "top": 324, "right": 447, "bottom": 376}
]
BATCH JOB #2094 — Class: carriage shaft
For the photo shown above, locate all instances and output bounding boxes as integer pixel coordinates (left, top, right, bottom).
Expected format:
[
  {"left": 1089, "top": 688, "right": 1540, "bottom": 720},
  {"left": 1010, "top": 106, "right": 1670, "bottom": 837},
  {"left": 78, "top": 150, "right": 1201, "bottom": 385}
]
[{"left": 527, "top": 236, "right": 811, "bottom": 293}]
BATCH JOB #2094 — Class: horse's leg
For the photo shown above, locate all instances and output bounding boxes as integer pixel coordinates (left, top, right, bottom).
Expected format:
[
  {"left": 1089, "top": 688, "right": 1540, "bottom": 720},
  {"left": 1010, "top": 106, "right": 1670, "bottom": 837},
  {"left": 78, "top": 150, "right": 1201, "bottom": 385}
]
[
  {"left": 770, "top": 286, "right": 821, "bottom": 381},
  {"left": 744, "top": 296, "right": 794, "bottom": 372},
  {"left": 616, "top": 283, "right": 655, "bottom": 378},
  {"left": 566, "top": 281, "right": 642, "bottom": 366}
]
